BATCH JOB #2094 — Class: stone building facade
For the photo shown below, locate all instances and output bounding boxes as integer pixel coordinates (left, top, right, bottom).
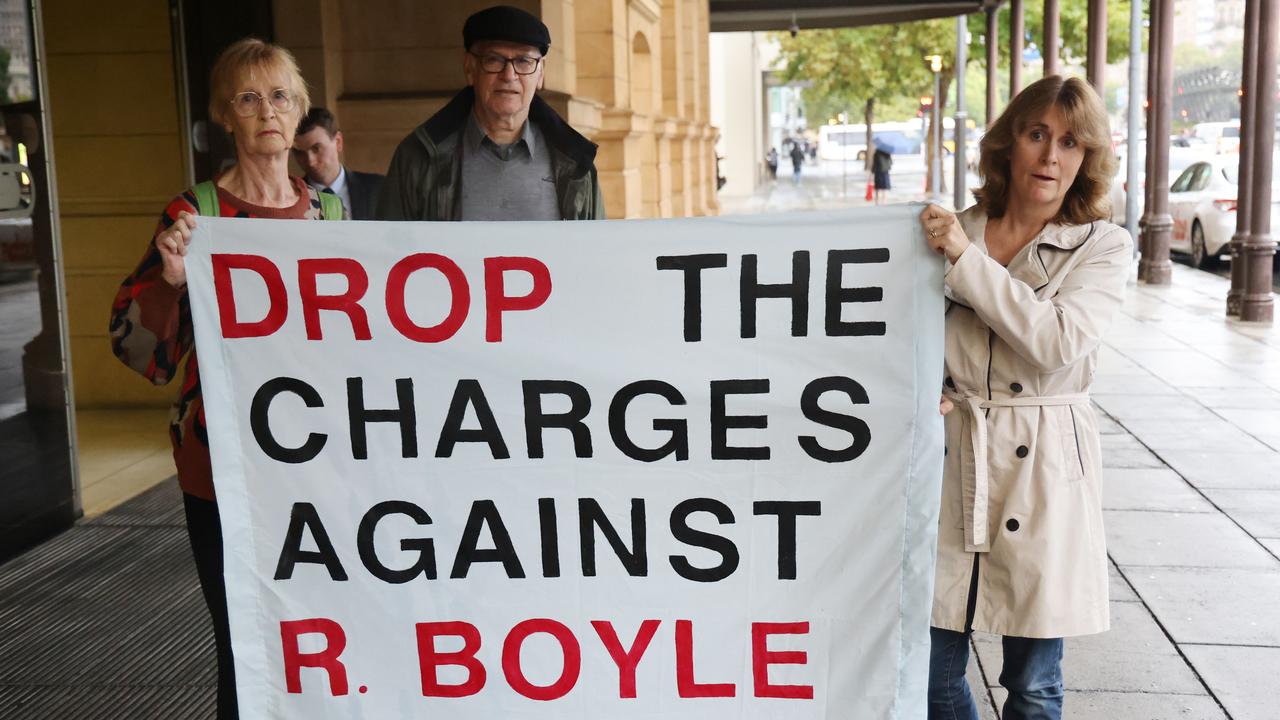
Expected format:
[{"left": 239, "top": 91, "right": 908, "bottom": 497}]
[
  {"left": 43, "top": 0, "right": 719, "bottom": 411},
  {"left": 278, "top": 0, "right": 720, "bottom": 221}
]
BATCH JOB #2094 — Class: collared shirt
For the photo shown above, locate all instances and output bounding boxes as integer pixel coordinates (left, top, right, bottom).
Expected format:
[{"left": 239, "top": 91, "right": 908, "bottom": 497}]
[
  {"left": 459, "top": 112, "right": 559, "bottom": 220},
  {"left": 318, "top": 166, "right": 352, "bottom": 217}
]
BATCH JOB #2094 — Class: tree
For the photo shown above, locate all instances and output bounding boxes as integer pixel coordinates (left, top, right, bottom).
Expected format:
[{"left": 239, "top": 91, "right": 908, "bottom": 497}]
[
  {"left": 776, "top": 1, "right": 1149, "bottom": 186},
  {"left": 776, "top": 19, "right": 959, "bottom": 180}
]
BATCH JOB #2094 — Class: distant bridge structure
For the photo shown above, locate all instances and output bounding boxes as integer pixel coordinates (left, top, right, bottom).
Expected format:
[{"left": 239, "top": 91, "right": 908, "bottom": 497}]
[{"left": 1173, "top": 66, "right": 1242, "bottom": 122}]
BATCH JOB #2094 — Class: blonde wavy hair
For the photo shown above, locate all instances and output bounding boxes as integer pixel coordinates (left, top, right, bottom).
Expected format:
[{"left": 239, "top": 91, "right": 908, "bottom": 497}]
[
  {"left": 208, "top": 38, "right": 310, "bottom": 127},
  {"left": 973, "top": 75, "right": 1117, "bottom": 224}
]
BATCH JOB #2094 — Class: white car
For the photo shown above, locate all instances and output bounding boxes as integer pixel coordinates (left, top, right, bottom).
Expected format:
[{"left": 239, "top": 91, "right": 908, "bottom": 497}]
[
  {"left": 1166, "top": 156, "right": 1280, "bottom": 268},
  {"left": 1108, "top": 143, "right": 1205, "bottom": 225},
  {"left": 1192, "top": 120, "right": 1242, "bottom": 155}
]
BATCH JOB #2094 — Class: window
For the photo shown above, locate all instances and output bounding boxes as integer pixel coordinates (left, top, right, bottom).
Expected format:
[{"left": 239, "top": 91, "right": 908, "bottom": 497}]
[{"left": 1170, "top": 164, "right": 1200, "bottom": 193}]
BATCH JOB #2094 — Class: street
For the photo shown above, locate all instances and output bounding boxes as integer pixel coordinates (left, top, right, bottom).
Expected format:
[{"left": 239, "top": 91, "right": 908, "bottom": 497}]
[{"left": 722, "top": 153, "right": 980, "bottom": 215}]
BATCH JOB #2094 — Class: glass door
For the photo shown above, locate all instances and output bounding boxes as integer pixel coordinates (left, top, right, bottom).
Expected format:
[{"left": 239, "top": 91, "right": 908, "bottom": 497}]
[{"left": 0, "top": 0, "right": 77, "bottom": 562}]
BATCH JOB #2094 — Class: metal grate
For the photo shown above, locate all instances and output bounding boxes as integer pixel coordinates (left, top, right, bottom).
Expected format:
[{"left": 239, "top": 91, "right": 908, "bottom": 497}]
[{"left": 0, "top": 480, "right": 215, "bottom": 719}]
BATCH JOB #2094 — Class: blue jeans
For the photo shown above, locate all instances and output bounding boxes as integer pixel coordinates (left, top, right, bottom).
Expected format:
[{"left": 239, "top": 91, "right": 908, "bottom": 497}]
[{"left": 928, "top": 627, "right": 1064, "bottom": 720}]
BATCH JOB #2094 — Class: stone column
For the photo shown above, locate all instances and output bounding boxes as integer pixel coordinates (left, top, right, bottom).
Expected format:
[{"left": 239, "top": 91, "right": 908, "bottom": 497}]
[
  {"left": 1043, "top": 0, "right": 1060, "bottom": 76},
  {"left": 1240, "top": 0, "right": 1278, "bottom": 322},
  {"left": 670, "top": 119, "right": 692, "bottom": 216},
  {"left": 1138, "top": 0, "right": 1160, "bottom": 280},
  {"left": 1010, "top": 0, "right": 1024, "bottom": 96},
  {"left": 1140, "top": 0, "right": 1174, "bottom": 285},
  {"left": 1086, "top": 0, "right": 1106, "bottom": 93},
  {"left": 986, "top": 7, "right": 999, "bottom": 127},
  {"left": 1228, "top": 0, "right": 1259, "bottom": 316}
]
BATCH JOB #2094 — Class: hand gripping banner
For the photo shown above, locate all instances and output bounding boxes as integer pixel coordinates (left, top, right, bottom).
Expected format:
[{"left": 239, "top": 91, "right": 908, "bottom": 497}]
[{"left": 186, "top": 204, "right": 944, "bottom": 719}]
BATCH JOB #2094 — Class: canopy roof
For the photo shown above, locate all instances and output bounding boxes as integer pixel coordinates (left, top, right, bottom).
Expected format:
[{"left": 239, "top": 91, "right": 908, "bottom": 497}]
[{"left": 710, "top": 0, "right": 1006, "bottom": 32}]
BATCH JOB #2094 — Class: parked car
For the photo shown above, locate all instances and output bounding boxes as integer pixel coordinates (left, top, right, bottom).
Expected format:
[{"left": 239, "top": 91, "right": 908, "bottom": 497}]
[
  {"left": 1192, "top": 120, "right": 1241, "bottom": 155},
  {"left": 1165, "top": 155, "right": 1280, "bottom": 268},
  {"left": 1108, "top": 143, "right": 1205, "bottom": 225}
]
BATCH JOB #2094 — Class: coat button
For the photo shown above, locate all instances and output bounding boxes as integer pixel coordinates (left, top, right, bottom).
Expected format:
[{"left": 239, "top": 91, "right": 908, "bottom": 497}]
[
  {"left": 1016, "top": 445, "right": 1029, "bottom": 458},
  {"left": 1010, "top": 382, "right": 1023, "bottom": 393},
  {"left": 945, "top": 376, "right": 956, "bottom": 389},
  {"left": 1006, "top": 518, "right": 1020, "bottom": 532}
]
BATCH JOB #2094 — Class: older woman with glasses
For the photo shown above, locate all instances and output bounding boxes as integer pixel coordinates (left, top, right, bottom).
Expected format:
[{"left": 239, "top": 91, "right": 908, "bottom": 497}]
[
  {"left": 920, "top": 75, "right": 1131, "bottom": 720},
  {"left": 108, "top": 37, "right": 344, "bottom": 719}
]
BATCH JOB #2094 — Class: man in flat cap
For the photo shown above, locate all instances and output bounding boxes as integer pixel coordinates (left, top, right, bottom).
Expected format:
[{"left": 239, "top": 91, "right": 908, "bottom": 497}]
[{"left": 377, "top": 5, "right": 604, "bottom": 220}]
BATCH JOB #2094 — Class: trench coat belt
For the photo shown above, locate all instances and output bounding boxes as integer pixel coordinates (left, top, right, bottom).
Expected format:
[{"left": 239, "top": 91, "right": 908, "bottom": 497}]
[{"left": 943, "top": 390, "right": 1091, "bottom": 551}]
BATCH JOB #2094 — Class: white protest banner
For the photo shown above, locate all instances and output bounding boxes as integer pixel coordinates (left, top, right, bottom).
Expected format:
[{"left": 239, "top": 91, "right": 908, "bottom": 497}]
[{"left": 186, "top": 205, "right": 944, "bottom": 719}]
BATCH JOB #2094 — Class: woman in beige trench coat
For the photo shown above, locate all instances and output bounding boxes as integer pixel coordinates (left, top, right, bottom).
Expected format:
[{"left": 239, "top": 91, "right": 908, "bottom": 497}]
[{"left": 918, "top": 76, "right": 1132, "bottom": 720}]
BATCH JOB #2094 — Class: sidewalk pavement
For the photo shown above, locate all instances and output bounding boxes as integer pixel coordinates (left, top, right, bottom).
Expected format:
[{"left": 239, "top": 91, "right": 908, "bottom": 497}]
[
  {"left": 1, "top": 176, "right": 1277, "bottom": 717},
  {"left": 721, "top": 154, "right": 974, "bottom": 215},
  {"left": 970, "top": 263, "right": 1280, "bottom": 720}
]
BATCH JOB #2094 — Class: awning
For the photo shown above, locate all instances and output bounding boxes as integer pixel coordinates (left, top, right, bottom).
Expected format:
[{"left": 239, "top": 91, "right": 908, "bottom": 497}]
[{"left": 710, "top": 0, "right": 1006, "bottom": 33}]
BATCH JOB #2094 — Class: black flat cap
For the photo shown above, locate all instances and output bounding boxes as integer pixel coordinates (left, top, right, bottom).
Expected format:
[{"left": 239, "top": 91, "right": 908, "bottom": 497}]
[{"left": 463, "top": 5, "right": 551, "bottom": 56}]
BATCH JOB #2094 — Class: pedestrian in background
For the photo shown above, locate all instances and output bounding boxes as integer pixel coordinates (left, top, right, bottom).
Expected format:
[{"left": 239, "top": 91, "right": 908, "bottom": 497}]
[
  {"left": 292, "top": 106, "right": 385, "bottom": 219},
  {"left": 789, "top": 140, "right": 805, "bottom": 186},
  {"left": 920, "top": 75, "right": 1130, "bottom": 720},
  {"left": 766, "top": 146, "right": 779, "bottom": 179},
  {"left": 871, "top": 138, "right": 893, "bottom": 204}
]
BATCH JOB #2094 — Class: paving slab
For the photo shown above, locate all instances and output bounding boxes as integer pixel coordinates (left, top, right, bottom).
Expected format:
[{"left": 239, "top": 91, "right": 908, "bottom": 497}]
[
  {"left": 1213, "top": 346, "right": 1280, "bottom": 362},
  {"left": 1120, "top": 420, "right": 1277, "bottom": 454},
  {"left": 1156, "top": 450, "right": 1280, "bottom": 490},
  {"left": 1104, "top": 510, "right": 1278, "bottom": 569},
  {"left": 1096, "top": 347, "right": 1148, "bottom": 376},
  {"left": 1103, "top": 447, "right": 1170, "bottom": 469},
  {"left": 1210, "top": 409, "right": 1280, "bottom": 437},
  {"left": 1055, "top": 690, "right": 1227, "bottom": 719},
  {"left": 1103, "top": 468, "right": 1213, "bottom": 513},
  {"left": 1181, "top": 644, "right": 1280, "bottom": 720},
  {"left": 1259, "top": 538, "right": 1280, "bottom": 558},
  {"left": 1178, "top": 386, "right": 1280, "bottom": 410},
  {"left": 1254, "top": 433, "right": 1280, "bottom": 453},
  {"left": 973, "top": 603, "right": 1206, "bottom": 695},
  {"left": 1089, "top": 372, "right": 1181, "bottom": 396},
  {"left": 1104, "top": 331, "right": 1189, "bottom": 351},
  {"left": 1118, "top": 352, "right": 1263, "bottom": 390},
  {"left": 1198, "top": 488, "right": 1280, "bottom": 538},
  {"left": 1108, "top": 561, "right": 1141, "bottom": 603},
  {"left": 1101, "top": 432, "right": 1153, "bottom": 454},
  {"left": 1092, "top": 394, "right": 1221, "bottom": 422},
  {"left": 1095, "top": 412, "right": 1128, "bottom": 435},
  {"left": 964, "top": 646, "right": 999, "bottom": 720},
  {"left": 1142, "top": 432, "right": 1275, "bottom": 454},
  {"left": 1124, "top": 567, "right": 1280, "bottom": 646}
]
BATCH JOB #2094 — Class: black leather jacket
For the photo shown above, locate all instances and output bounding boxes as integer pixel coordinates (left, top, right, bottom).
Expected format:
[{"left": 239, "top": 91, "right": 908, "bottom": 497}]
[{"left": 376, "top": 87, "right": 605, "bottom": 221}]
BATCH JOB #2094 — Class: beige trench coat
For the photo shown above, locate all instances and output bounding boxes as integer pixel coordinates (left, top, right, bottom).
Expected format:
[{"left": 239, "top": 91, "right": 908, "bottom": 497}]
[{"left": 931, "top": 206, "right": 1132, "bottom": 639}]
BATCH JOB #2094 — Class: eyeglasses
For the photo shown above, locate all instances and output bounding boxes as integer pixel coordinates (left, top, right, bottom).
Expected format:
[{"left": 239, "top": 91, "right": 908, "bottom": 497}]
[
  {"left": 229, "top": 88, "right": 295, "bottom": 117},
  {"left": 469, "top": 51, "right": 542, "bottom": 76}
]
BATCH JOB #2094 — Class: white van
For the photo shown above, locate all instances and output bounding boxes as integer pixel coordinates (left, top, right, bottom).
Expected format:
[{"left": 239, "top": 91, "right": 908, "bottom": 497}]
[{"left": 1192, "top": 121, "right": 1241, "bottom": 154}]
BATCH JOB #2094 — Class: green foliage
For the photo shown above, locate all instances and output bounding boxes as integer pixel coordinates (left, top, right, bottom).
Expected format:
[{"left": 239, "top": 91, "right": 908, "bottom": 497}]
[
  {"left": 776, "top": 18, "right": 960, "bottom": 123},
  {"left": 1012, "top": 0, "right": 1144, "bottom": 66},
  {"left": 776, "top": 0, "right": 1148, "bottom": 125},
  {"left": 1172, "top": 39, "right": 1242, "bottom": 70}
]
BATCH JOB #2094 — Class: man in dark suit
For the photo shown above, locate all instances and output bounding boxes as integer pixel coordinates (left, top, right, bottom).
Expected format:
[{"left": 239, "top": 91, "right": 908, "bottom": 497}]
[{"left": 292, "top": 107, "right": 384, "bottom": 220}]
